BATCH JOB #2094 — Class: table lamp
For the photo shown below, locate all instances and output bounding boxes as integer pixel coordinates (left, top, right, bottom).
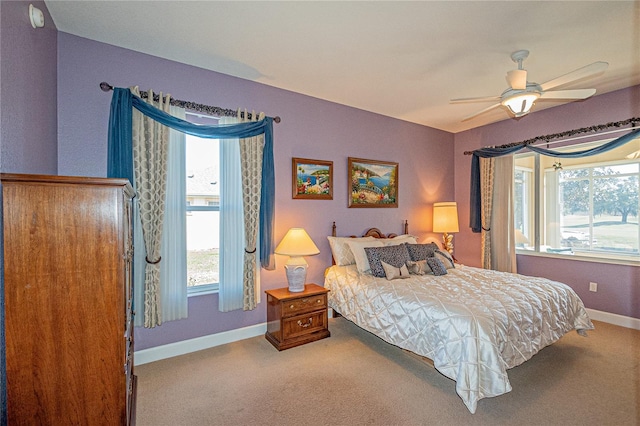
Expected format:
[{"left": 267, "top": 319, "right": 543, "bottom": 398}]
[
  {"left": 433, "top": 202, "right": 459, "bottom": 254},
  {"left": 274, "top": 228, "right": 320, "bottom": 292}
]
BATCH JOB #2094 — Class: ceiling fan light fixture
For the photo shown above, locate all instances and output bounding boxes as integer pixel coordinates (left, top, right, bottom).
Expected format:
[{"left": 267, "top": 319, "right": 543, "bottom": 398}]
[{"left": 501, "top": 92, "right": 540, "bottom": 117}]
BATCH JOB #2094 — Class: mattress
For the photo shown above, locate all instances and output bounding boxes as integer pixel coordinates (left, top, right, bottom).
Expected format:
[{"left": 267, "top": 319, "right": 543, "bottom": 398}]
[{"left": 324, "top": 264, "right": 594, "bottom": 413}]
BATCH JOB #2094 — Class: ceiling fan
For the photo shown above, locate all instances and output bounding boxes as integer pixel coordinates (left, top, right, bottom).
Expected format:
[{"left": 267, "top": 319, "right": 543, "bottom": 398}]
[{"left": 451, "top": 50, "right": 608, "bottom": 121}]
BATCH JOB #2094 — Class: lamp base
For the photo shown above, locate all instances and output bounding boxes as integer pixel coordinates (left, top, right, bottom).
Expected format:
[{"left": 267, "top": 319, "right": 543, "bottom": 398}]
[
  {"left": 442, "top": 232, "right": 454, "bottom": 254},
  {"left": 284, "top": 257, "right": 308, "bottom": 292}
]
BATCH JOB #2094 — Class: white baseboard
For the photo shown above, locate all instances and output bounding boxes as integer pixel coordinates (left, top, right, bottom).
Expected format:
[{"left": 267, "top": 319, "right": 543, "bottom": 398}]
[
  {"left": 134, "top": 322, "right": 267, "bottom": 366},
  {"left": 134, "top": 309, "right": 638, "bottom": 365},
  {"left": 586, "top": 308, "right": 640, "bottom": 330}
]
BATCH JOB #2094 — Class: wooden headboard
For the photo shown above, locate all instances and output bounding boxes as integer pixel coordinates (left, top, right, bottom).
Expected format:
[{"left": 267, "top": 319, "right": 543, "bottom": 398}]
[
  {"left": 331, "top": 220, "right": 409, "bottom": 239},
  {"left": 330, "top": 221, "right": 409, "bottom": 265}
]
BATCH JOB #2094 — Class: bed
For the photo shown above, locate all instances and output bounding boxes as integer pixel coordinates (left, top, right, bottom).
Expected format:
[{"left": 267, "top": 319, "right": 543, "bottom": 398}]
[{"left": 324, "top": 223, "right": 594, "bottom": 413}]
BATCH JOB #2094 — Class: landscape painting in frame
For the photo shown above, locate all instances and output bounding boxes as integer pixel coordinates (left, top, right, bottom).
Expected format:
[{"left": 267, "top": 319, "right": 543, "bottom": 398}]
[
  {"left": 348, "top": 157, "right": 398, "bottom": 208},
  {"left": 292, "top": 157, "right": 333, "bottom": 200}
]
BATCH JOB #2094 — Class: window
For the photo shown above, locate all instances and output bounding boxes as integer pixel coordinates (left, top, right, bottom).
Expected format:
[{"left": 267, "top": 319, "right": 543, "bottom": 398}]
[
  {"left": 514, "top": 135, "right": 640, "bottom": 263},
  {"left": 186, "top": 135, "right": 220, "bottom": 294},
  {"left": 514, "top": 164, "right": 534, "bottom": 245}
]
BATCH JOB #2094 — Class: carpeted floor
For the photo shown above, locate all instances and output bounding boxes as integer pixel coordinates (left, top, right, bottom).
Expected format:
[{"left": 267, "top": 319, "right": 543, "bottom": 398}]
[{"left": 135, "top": 318, "right": 639, "bottom": 425}]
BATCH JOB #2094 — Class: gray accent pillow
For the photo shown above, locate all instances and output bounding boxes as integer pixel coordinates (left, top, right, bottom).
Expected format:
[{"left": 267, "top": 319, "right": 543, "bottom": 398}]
[
  {"left": 364, "top": 244, "right": 412, "bottom": 278},
  {"left": 426, "top": 257, "right": 448, "bottom": 276},
  {"left": 405, "top": 243, "right": 439, "bottom": 261}
]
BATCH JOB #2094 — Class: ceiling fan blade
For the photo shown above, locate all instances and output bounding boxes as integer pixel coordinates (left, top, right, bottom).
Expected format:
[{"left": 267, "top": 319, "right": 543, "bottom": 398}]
[
  {"left": 539, "top": 88, "right": 597, "bottom": 100},
  {"left": 450, "top": 95, "right": 501, "bottom": 104},
  {"left": 539, "top": 62, "right": 608, "bottom": 91},
  {"left": 461, "top": 103, "right": 502, "bottom": 121},
  {"left": 506, "top": 69, "right": 527, "bottom": 90}
]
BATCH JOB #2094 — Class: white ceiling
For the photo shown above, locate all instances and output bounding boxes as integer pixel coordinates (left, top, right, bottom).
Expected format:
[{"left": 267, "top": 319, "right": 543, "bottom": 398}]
[{"left": 44, "top": 1, "right": 640, "bottom": 133}]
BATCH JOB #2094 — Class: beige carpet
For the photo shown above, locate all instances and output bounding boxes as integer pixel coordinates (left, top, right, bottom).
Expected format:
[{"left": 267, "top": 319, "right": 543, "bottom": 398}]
[{"left": 135, "top": 318, "right": 639, "bottom": 425}]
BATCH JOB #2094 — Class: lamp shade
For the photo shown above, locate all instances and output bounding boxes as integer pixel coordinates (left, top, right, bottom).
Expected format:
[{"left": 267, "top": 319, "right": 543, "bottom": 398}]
[
  {"left": 515, "top": 229, "right": 530, "bottom": 245},
  {"left": 433, "top": 202, "right": 459, "bottom": 233},
  {"left": 274, "top": 228, "right": 320, "bottom": 256}
]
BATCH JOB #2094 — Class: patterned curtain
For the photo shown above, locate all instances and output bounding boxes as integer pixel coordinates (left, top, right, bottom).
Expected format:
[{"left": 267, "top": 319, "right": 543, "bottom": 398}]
[
  {"left": 131, "top": 87, "right": 170, "bottom": 328},
  {"left": 480, "top": 156, "right": 517, "bottom": 272},
  {"left": 490, "top": 156, "right": 517, "bottom": 273},
  {"left": 480, "top": 157, "right": 494, "bottom": 269},
  {"left": 107, "top": 87, "right": 276, "bottom": 316},
  {"left": 239, "top": 110, "right": 265, "bottom": 311}
]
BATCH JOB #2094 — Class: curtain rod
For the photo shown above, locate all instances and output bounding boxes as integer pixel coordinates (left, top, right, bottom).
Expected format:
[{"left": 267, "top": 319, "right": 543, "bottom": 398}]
[
  {"left": 100, "top": 82, "right": 281, "bottom": 123},
  {"left": 463, "top": 116, "right": 640, "bottom": 155}
]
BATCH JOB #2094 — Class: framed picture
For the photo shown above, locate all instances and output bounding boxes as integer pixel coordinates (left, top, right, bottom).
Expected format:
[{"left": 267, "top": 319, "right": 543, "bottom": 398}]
[
  {"left": 348, "top": 157, "right": 398, "bottom": 208},
  {"left": 292, "top": 157, "right": 333, "bottom": 200}
]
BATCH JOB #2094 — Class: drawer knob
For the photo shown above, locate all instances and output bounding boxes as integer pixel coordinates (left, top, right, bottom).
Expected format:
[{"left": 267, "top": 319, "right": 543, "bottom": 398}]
[
  {"left": 297, "top": 318, "right": 313, "bottom": 328},
  {"left": 290, "top": 304, "right": 295, "bottom": 309}
]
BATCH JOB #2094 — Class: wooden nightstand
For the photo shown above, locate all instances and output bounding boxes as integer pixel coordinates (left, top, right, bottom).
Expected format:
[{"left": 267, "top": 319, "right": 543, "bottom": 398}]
[{"left": 265, "top": 283, "right": 330, "bottom": 350}]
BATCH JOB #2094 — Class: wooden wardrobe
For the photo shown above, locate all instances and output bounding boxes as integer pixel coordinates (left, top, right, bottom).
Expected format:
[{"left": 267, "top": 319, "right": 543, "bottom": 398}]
[{"left": 1, "top": 173, "right": 136, "bottom": 425}]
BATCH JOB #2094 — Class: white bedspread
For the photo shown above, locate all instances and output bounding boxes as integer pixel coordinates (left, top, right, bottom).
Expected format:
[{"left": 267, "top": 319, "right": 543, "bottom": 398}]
[{"left": 324, "top": 264, "right": 594, "bottom": 413}]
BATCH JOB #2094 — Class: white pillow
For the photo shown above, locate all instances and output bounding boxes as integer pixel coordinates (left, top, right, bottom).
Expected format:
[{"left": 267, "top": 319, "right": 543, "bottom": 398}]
[
  {"left": 327, "top": 236, "right": 376, "bottom": 266},
  {"left": 434, "top": 249, "right": 455, "bottom": 269},
  {"left": 346, "top": 239, "right": 384, "bottom": 273},
  {"left": 382, "top": 234, "right": 418, "bottom": 246}
]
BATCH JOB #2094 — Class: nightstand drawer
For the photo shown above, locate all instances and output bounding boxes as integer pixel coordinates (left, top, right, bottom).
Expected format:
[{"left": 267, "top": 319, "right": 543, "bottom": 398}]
[
  {"left": 282, "top": 294, "right": 327, "bottom": 317},
  {"left": 282, "top": 311, "right": 328, "bottom": 340}
]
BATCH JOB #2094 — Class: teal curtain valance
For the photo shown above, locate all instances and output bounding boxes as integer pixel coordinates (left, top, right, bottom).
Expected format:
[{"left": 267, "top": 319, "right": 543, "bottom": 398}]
[{"left": 469, "top": 127, "right": 640, "bottom": 233}]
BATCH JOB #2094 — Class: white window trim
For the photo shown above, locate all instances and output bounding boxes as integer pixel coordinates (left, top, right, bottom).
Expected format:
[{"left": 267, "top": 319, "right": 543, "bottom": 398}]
[
  {"left": 516, "top": 249, "right": 640, "bottom": 267},
  {"left": 188, "top": 283, "right": 219, "bottom": 297}
]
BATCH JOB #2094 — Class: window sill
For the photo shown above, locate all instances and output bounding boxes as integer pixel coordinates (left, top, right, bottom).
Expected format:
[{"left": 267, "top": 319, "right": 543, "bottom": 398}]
[
  {"left": 516, "top": 250, "right": 640, "bottom": 267},
  {"left": 187, "top": 284, "right": 219, "bottom": 298}
]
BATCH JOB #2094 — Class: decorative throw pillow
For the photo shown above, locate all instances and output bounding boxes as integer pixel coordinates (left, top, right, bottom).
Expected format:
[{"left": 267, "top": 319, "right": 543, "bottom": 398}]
[
  {"left": 426, "top": 257, "right": 448, "bottom": 276},
  {"left": 382, "top": 234, "right": 418, "bottom": 246},
  {"left": 406, "top": 259, "right": 432, "bottom": 275},
  {"left": 434, "top": 249, "right": 455, "bottom": 269},
  {"left": 345, "top": 239, "right": 384, "bottom": 273},
  {"left": 381, "top": 261, "right": 411, "bottom": 280},
  {"left": 405, "top": 242, "right": 439, "bottom": 261},
  {"left": 364, "top": 244, "right": 412, "bottom": 278},
  {"left": 327, "top": 236, "right": 376, "bottom": 266}
]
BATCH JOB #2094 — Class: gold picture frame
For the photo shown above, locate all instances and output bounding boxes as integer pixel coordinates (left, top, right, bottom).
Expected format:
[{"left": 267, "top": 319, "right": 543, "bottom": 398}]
[{"left": 348, "top": 157, "right": 398, "bottom": 208}]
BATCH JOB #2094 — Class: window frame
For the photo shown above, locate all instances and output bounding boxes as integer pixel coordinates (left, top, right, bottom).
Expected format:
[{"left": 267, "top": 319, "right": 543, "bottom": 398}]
[
  {"left": 185, "top": 132, "right": 221, "bottom": 296},
  {"left": 186, "top": 202, "right": 220, "bottom": 296},
  {"left": 514, "top": 141, "right": 640, "bottom": 266}
]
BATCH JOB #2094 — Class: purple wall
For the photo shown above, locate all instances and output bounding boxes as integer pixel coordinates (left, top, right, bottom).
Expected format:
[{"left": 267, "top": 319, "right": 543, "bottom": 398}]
[
  {"left": 6, "top": 22, "right": 632, "bottom": 351},
  {"left": 0, "top": 0, "right": 57, "bottom": 174},
  {"left": 1, "top": 0, "right": 58, "bottom": 420},
  {"left": 56, "top": 33, "right": 454, "bottom": 349},
  {"left": 454, "top": 86, "right": 640, "bottom": 319}
]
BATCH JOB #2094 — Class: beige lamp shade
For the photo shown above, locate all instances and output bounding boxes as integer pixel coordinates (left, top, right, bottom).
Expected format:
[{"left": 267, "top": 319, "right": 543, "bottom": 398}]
[
  {"left": 275, "top": 228, "right": 319, "bottom": 292},
  {"left": 515, "top": 229, "right": 530, "bottom": 245},
  {"left": 433, "top": 202, "right": 460, "bottom": 233},
  {"left": 274, "top": 228, "right": 320, "bottom": 256}
]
